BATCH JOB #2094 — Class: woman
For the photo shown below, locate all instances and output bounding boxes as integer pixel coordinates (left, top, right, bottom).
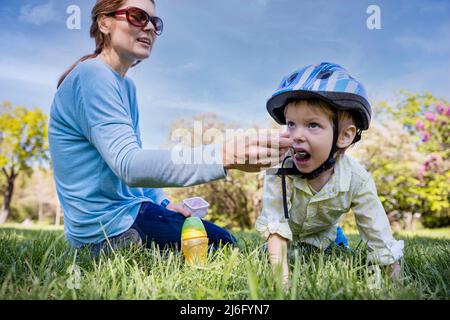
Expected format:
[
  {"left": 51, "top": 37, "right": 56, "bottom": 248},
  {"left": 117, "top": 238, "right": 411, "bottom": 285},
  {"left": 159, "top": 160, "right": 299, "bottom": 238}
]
[{"left": 48, "top": 0, "right": 291, "bottom": 254}]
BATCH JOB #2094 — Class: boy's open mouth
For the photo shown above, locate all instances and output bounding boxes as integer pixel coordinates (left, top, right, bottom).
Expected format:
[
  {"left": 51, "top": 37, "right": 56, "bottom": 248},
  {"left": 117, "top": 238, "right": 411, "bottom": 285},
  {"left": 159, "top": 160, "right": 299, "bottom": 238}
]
[{"left": 292, "top": 148, "right": 311, "bottom": 162}]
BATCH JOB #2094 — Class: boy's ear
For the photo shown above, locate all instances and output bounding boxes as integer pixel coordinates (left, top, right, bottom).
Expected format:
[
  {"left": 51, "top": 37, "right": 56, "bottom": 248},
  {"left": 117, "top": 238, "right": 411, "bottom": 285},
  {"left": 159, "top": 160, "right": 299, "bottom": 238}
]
[{"left": 336, "top": 125, "right": 357, "bottom": 149}]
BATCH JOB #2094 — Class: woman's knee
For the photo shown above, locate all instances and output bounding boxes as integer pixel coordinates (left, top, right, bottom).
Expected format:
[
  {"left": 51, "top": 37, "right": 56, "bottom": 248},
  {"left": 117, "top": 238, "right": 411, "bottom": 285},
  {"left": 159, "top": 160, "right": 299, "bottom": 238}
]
[{"left": 202, "top": 221, "right": 237, "bottom": 247}]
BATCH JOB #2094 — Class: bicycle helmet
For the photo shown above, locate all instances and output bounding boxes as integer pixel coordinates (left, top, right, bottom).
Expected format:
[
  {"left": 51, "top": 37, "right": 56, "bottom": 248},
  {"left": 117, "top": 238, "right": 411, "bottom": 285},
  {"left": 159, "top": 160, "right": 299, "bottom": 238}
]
[
  {"left": 266, "top": 62, "right": 372, "bottom": 218},
  {"left": 267, "top": 62, "right": 371, "bottom": 130}
]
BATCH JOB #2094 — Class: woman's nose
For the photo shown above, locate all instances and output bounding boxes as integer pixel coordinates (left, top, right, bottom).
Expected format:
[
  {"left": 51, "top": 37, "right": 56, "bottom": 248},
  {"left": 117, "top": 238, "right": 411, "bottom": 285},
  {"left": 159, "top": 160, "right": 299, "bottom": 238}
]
[{"left": 143, "top": 20, "right": 156, "bottom": 34}]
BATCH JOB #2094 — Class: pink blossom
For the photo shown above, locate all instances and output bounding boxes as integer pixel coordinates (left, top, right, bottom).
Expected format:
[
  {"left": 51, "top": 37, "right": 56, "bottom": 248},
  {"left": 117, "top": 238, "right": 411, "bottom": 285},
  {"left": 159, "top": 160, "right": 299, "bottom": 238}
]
[
  {"left": 436, "top": 104, "right": 445, "bottom": 115},
  {"left": 415, "top": 120, "right": 425, "bottom": 131},
  {"left": 425, "top": 112, "right": 437, "bottom": 122},
  {"left": 418, "top": 164, "right": 426, "bottom": 182},
  {"left": 419, "top": 164, "right": 427, "bottom": 174},
  {"left": 421, "top": 131, "right": 431, "bottom": 142},
  {"left": 446, "top": 106, "right": 450, "bottom": 116},
  {"left": 426, "top": 154, "right": 441, "bottom": 171}
]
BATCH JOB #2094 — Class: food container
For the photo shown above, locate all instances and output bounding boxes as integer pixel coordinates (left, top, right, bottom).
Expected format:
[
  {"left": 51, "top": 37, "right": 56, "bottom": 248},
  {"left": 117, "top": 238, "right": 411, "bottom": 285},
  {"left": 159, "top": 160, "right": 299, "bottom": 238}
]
[{"left": 182, "top": 197, "right": 210, "bottom": 218}]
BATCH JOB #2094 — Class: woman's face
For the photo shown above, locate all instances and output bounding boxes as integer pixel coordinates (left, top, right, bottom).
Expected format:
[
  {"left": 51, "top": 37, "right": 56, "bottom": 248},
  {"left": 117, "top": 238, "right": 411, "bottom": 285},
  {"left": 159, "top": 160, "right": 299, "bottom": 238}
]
[{"left": 106, "top": 0, "right": 158, "bottom": 62}]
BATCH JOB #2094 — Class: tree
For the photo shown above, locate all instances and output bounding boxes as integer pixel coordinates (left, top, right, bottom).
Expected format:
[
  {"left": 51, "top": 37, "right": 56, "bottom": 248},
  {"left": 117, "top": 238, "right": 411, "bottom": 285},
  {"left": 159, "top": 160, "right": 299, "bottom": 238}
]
[
  {"left": 0, "top": 101, "right": 49, "bottom": 224},
  {"left": 378, "top": 92, "right": 450, "bottom": 228},
  {"left": 348, "top": 120, "right": 424, "bottom": 229},
  {"left": 15, "top": 167, "right": 60, "bottom": 224},
  {"left": 165, "top": 113, "right": 275, "bottom": 229}
]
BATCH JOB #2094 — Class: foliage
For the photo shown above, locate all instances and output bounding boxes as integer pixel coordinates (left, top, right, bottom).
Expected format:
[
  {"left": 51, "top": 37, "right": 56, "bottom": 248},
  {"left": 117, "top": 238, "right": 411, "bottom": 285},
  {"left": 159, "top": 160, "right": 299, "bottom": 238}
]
[
  {"left": 165, "top": 113, "right": 268, "bottom": 229},
  {"left": 168, "top": 170, "right": 264, "bottom": 230},
  {"left": 378, "top": 92, "right": 450, "bottom": 227},
  {"left": 0, "top": 101, "right": 49, "bottom": 172},
  {"left": 9, "top": 203, "right": 36, "bottom": 222},
  {"left": 0, "top": 101, "right": 49, "bottom": 223},
  {"left": 348, "top": 121, "right": 424, "bottom": 222},
  {"left": 14, "top": 168, "right": 60, "bottom": 224}
]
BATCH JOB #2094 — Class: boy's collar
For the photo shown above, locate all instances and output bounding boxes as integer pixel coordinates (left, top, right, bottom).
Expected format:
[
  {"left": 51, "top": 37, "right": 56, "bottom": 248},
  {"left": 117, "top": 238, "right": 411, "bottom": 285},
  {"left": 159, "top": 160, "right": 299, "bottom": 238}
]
[
  {"left": 291, "top": 154, "right": 351, "bottom": 196},
  {"left": 334, "top": 154, "right": 351, "bottom": 192}
]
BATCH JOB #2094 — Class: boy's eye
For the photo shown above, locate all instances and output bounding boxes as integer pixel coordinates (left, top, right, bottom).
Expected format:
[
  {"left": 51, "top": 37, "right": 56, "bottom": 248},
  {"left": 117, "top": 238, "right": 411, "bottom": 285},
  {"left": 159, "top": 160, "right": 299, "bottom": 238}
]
[
  {"left": 287, "top": 121, "right": 296, "bottom": 129},
  {"left": 308, "top": 122, "right": 321, "bottom": 129}
]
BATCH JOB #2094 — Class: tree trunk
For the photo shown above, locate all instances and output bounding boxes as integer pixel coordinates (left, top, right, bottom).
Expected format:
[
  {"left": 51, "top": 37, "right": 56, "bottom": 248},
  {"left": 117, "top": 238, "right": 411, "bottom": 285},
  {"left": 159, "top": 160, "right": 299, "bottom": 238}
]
[
  {"left": 403, "top": 212, "right": 414, "bottom": 230},
  {"left": 38, "top": 200, "right": 44, "bottom": 223},
  {"left": 55, "top": 202, "right": 61, "bottom": 226},
  {"left": 0, "top": 204, "right": 7, "bottom": 225},
  {"left": 0, "top": 177, "right": 14, "bottom": 224}
]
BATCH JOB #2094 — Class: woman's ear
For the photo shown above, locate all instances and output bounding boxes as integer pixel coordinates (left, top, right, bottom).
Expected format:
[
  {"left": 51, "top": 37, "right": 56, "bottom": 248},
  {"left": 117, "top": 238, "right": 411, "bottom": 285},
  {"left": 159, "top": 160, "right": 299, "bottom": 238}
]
[
  {"left": 98, "top": 15, "right": 111, "bottom": 35},
  {"left": 336, "top": 124, "right": 357, "bottom": 149}
]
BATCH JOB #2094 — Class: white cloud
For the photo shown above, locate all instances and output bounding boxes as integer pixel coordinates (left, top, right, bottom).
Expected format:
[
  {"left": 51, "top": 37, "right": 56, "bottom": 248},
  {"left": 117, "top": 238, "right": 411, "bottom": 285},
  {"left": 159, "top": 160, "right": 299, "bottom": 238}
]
[{"left": 19, "top": 2, "right": 60, "bottom": 26}]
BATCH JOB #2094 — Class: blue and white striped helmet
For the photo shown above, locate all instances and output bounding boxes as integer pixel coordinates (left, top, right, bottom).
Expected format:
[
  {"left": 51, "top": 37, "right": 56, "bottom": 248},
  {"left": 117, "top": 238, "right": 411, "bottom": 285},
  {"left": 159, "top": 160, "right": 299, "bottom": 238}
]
[{"left": 267, "top": 62, "right": 371, "bottom": 130}]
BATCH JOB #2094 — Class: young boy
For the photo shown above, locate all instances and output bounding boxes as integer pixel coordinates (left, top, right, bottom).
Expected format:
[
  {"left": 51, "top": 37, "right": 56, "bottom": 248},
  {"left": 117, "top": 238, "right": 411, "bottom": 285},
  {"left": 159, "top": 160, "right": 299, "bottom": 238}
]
[{"left": 255, "top": 62, "right": 404, "bottom": 284}]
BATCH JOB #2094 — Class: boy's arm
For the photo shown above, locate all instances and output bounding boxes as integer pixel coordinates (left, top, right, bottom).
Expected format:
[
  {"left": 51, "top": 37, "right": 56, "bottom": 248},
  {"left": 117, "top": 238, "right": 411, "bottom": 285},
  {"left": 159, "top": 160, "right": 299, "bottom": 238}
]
[
  {"left": 351, "top": 175, "right": 404, "bottom": 267},
  {"left": 256, "top": 172, "right": 292, "bottom": 287},
  {"left": 267, "top": 233, "right": 289, "bottom": 285},
  {"left": 255, "top": 172, "right": 293, "bottom": 241}
]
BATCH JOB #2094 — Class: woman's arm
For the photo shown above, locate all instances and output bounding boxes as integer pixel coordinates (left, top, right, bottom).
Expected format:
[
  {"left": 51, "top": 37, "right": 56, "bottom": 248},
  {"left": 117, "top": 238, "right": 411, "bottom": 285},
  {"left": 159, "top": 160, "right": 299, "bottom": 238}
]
[{"left": 77, "top": 64, "right": 291, "bottom": 188}]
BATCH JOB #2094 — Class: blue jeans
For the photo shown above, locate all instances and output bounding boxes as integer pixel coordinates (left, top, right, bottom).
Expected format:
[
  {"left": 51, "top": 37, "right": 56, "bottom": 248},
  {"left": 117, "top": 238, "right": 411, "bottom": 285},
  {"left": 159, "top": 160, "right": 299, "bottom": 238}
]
[{"left": 131, "top": 201, "right": 237, "bottom": 250}]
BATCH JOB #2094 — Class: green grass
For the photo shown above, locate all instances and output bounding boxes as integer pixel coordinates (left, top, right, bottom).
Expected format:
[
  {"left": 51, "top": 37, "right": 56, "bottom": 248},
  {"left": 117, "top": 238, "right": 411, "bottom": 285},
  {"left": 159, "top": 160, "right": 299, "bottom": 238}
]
[{"left": 0, "top": 224, "right": 448, "bottom": 300}]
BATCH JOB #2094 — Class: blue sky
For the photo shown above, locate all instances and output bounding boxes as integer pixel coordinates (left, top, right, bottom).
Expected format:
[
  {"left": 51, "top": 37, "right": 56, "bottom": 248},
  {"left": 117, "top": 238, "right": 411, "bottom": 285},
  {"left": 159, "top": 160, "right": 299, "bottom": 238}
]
[{"left": 0, "top": 0, "right": 449, "bottom": 148}]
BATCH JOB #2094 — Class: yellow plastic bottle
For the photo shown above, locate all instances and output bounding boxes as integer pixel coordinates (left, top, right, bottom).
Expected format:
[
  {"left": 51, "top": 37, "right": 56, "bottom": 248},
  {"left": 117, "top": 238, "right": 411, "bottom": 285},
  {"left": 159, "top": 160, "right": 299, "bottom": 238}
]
[{"left": 181, "top": 217, "right": 209, "bottom": 265}]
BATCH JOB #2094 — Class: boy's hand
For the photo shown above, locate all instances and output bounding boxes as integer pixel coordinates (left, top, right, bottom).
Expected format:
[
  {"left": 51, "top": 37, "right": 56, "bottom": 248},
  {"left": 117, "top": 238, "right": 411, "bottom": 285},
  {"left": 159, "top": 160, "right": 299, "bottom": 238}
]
[
  {"left": 166, "top": 202, "right": 192, "bottom": 217},
  {"left": 387, "top": 261, "right": 401, "bottom": 279},
  {"left": 267, "top": 234, "right": 290, "bottom": 291}
]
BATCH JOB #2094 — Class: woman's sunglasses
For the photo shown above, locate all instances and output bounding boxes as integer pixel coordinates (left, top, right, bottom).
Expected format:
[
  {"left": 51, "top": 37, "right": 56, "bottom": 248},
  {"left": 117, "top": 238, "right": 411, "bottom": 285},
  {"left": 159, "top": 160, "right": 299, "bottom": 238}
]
[{"left": 107, "top": 7, "right": 163, "bottom": 36}]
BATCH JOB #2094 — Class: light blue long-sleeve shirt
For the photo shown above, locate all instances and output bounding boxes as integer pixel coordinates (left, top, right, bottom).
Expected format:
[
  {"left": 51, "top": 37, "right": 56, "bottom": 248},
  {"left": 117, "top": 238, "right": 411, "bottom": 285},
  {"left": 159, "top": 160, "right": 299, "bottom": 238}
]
[{"left": 48, "top": 57, "right": 226, "bottom": 247}]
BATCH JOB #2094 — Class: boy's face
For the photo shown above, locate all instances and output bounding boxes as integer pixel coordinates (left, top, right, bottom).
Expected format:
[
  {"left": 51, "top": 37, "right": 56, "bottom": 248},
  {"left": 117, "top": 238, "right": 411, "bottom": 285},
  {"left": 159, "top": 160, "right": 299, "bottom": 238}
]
[{"left": 285, "top": 101, "right": 334, "bottom": 173}]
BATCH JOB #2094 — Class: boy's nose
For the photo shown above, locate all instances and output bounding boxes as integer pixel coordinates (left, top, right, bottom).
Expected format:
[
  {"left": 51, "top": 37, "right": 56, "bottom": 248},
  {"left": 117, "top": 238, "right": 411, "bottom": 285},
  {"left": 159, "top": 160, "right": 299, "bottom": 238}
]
[{"left": 291, "top": 128, "right": 306, "bottom": 143}]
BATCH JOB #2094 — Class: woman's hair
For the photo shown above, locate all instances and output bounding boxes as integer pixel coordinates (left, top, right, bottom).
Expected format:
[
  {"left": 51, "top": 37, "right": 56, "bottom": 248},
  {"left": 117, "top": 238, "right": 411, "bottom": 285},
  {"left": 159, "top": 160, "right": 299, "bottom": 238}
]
[{"left": 57, "top": 0, "right": 155, "bottom": 88}]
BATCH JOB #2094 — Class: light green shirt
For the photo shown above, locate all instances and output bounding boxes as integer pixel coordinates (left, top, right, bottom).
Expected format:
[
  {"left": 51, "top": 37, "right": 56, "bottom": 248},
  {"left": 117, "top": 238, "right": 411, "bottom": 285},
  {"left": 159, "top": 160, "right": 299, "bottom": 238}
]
[{"left": 255, "top": 154, "right": 404, "bottom": 265}]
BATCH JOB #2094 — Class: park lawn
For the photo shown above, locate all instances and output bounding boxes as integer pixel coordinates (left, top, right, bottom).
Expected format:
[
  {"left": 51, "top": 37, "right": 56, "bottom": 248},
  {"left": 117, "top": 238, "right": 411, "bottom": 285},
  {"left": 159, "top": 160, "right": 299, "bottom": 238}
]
[{"left": 0, "top": 224, "right": 448, "bottom": 300}]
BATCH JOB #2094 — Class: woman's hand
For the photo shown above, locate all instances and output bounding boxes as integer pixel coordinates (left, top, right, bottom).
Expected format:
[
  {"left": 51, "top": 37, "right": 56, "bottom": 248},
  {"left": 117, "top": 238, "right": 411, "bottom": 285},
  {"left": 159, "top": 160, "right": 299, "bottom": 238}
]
[
  {"left": 166, "top": 202, "right": 192, "bottom": 217},
  {"left": 222, "top": 132, "right": 293, "bottom": 172}
]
